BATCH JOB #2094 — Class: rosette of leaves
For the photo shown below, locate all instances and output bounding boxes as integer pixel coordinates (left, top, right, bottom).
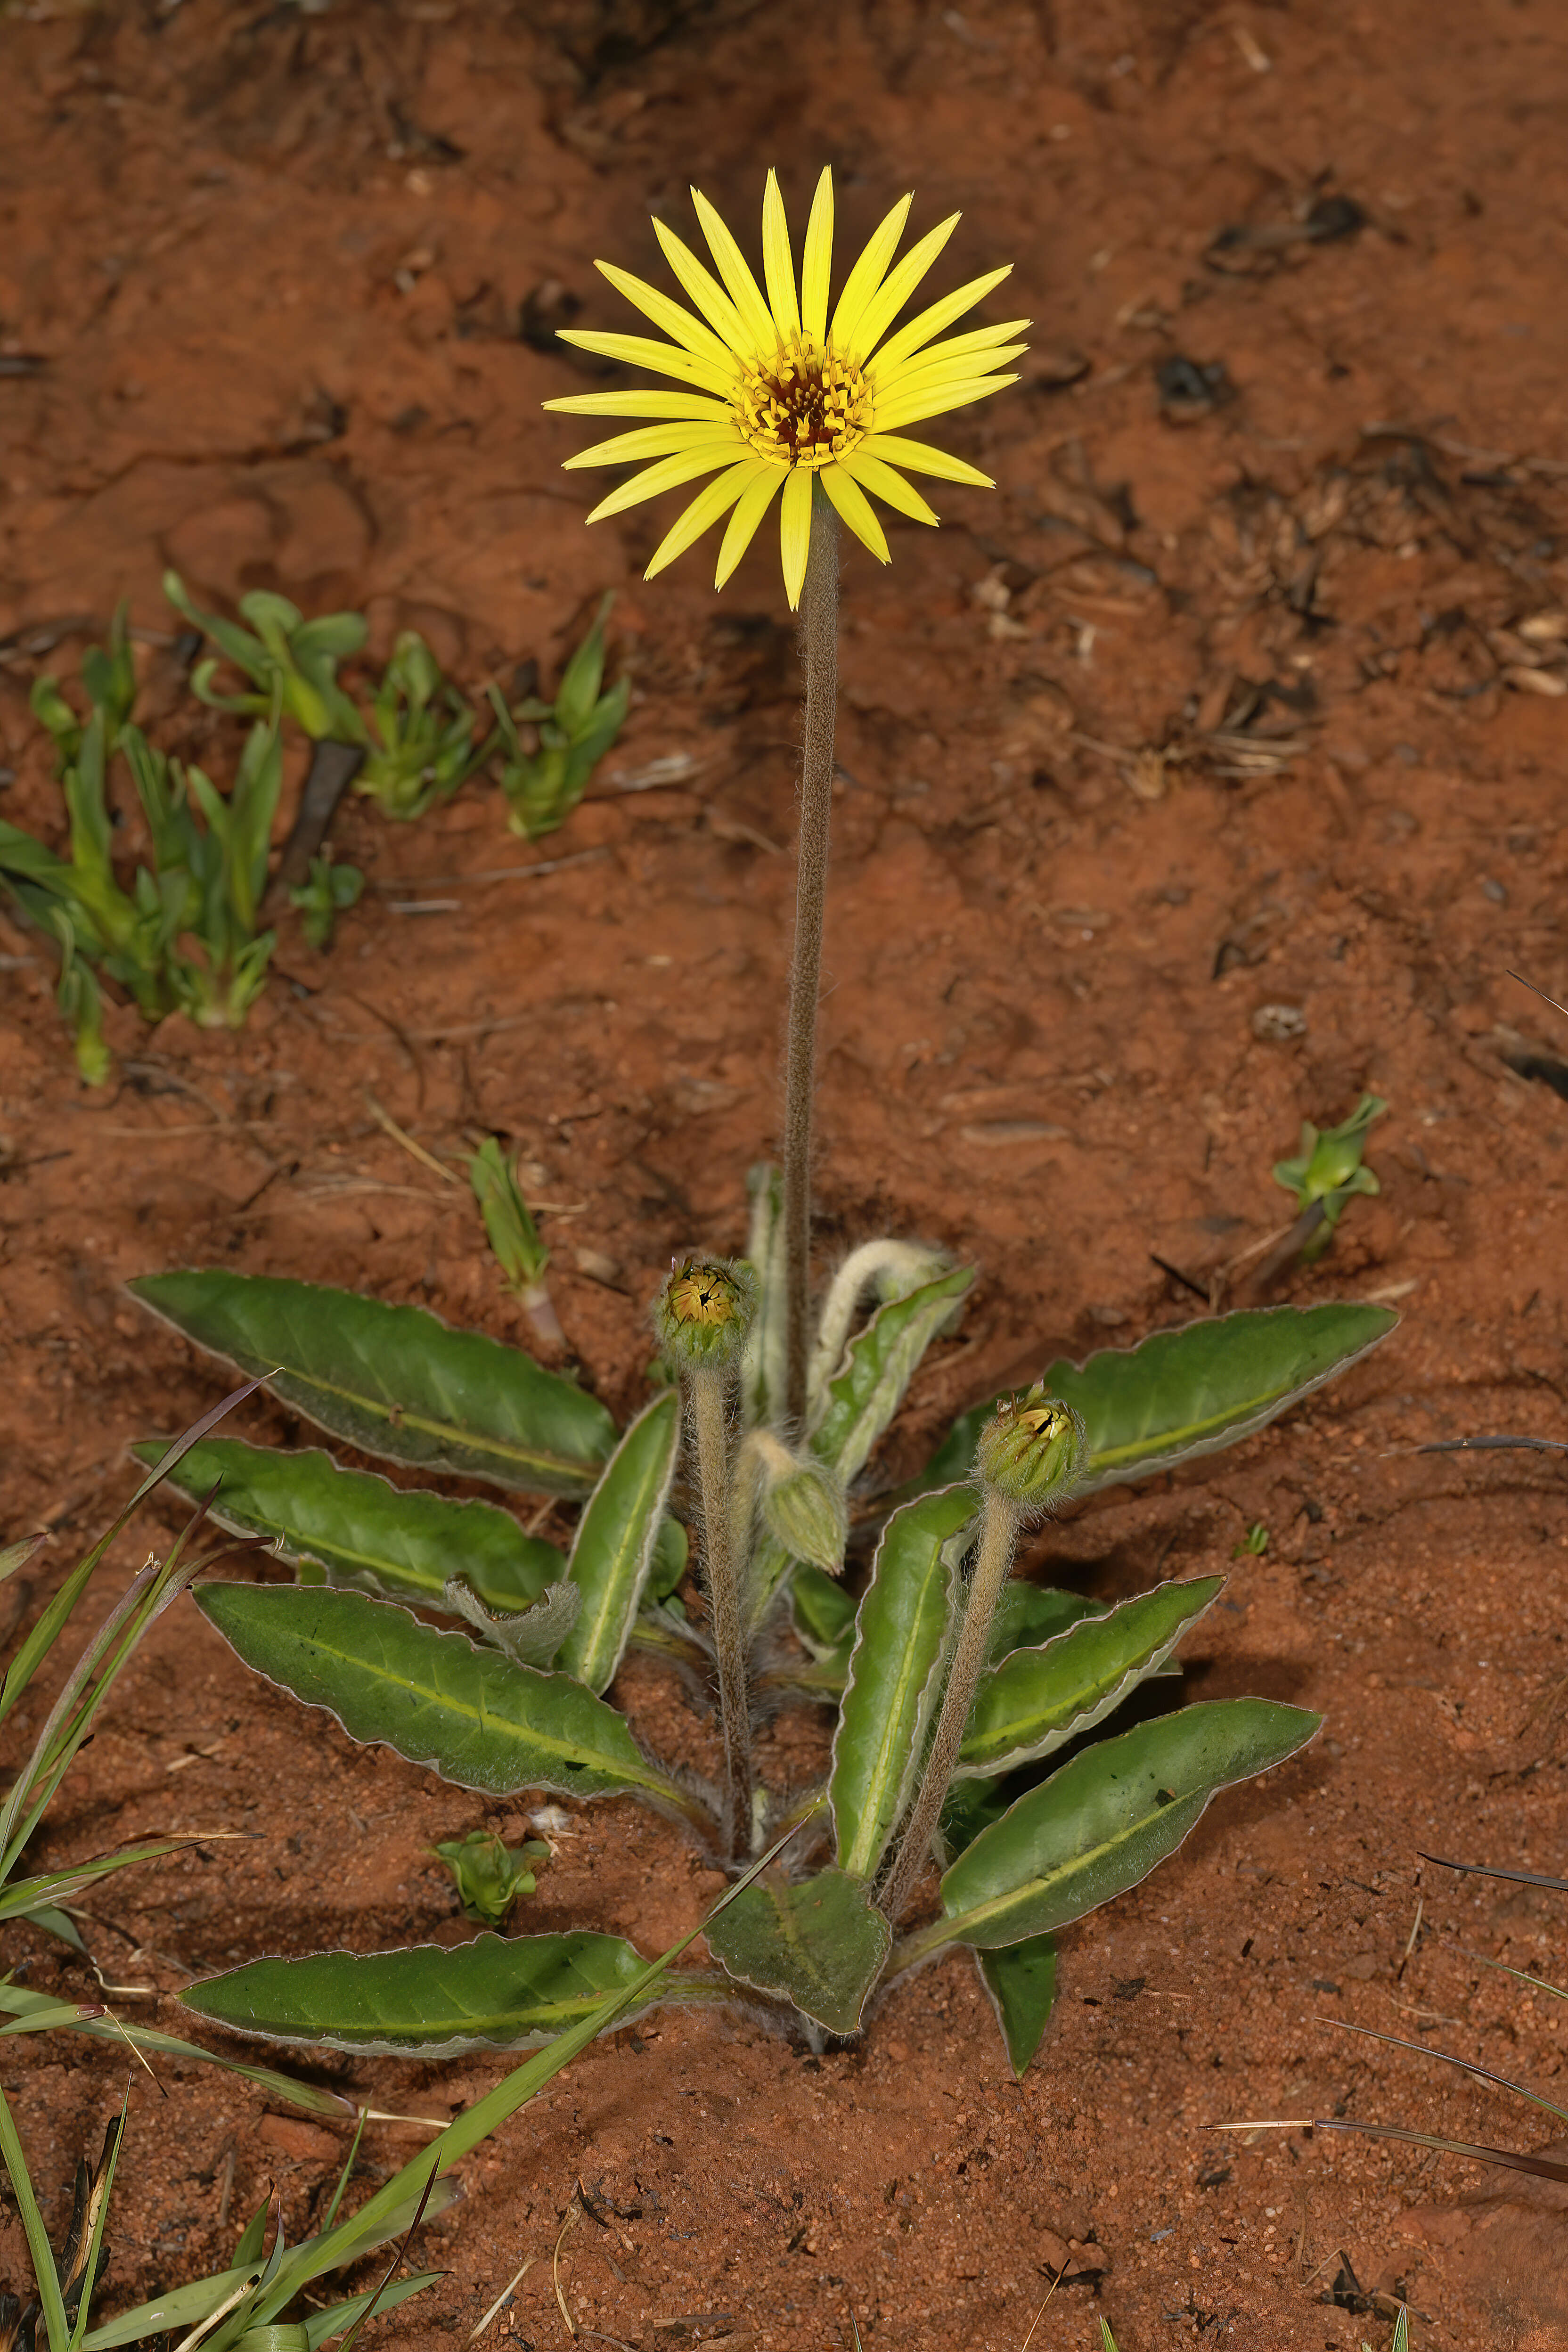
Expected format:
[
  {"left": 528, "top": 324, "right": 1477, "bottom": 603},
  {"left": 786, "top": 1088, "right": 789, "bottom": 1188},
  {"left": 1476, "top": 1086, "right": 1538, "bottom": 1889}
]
[
  {"left": 0, "top": 706, "right": 285, "bottom": 1079},
  {"left": 484, "top": 593, "right": 629, "bottom": 838},
  {"left": 163, "top": 572, "right": 369, "bottom": 746},
  {"left": 1273, "top": 1092, "right": 1387, "bottom": 1263},
  {"left": 289, "top": 845, "right": 364, "bottom": 951},
  {"left": 357, "top": 629, "right": 490, "bottom": 819},
  {"left": 129, "top": 1203, "right": 1394, "bottom": 2073}
]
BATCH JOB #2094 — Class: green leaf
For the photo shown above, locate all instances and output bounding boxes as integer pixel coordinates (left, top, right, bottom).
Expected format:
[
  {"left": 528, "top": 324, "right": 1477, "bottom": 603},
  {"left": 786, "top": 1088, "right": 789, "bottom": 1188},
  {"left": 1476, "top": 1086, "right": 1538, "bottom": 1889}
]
[
  {"left": 195, "top": 1584, "right": 702, "bottom": 1821},
  {"left": 0, "top": 1835, "right": 206, "bottom": 1922},
  {"left": 831, "top": 1486, "right": 974, "bottom": 1880},
  {"left": 957, "top": 1576, "right": 1224, "bottom": 1779},
  {"left": 975, "top": 1936, "right": 1058, "bottom": 2077},
  {"left": 704, "top": 1866, "right": 891, "bottom": 2034},
  {"left": 811, "top": 1265, "right": 976, "bottom": 1484},
  {"left": 792, "top": 1561, "right": 859, "bottom": 1652},
  {"left": 129, "top": 1270, "right": 618, "bottom": 1494},
  {"left": 180, "top": 1929, "right": 723, "bottom": 2056},
  {"left": 467, "top": 1137, "right": 549, "bottom": 1294},
  {"left": 555, "top": 593, "right": 612, "bottom": 737},
  {"left": 649, "top": 1514, "right": 687, "bottom": 1601},
  {"left": 914, "top": 1304, "right": 1397, "bottom": 1500},
  {"left": 0, "top": 1984, "right": 376, "bottom": 2123},
  {"left": 557, "top": 1391, "right": 680, "bottom": 1694},
  {"left": 132, "top": 1437, "right": 564, "bottom": 1612},
  {"left": 433, "top": 1829, "right": 547, "bottom": 1926},
  {"left": 444, "top": 1577, "right": 581, "bottom": 1668},
  {"left": 988, "top": 1584, "right": 1104, "bottom": 1658},
  {"left": 932, "top": 1699, "right": 1320, "bottom": 1952}
]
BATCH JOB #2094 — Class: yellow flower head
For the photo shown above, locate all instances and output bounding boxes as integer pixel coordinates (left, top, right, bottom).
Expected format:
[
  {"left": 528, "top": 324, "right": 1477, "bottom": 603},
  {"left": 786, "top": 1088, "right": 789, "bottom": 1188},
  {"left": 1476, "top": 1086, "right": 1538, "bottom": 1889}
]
[{"left": 544, "top": 169, "right": 1026, "bottom": 609}]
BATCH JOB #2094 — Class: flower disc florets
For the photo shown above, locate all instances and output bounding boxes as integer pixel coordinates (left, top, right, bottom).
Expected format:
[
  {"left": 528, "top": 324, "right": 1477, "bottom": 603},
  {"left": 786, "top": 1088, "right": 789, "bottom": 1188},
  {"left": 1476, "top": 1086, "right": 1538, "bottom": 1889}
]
[
  {"left": 736, "top": 335, "right": 870, "bottom": 470},
  {"left": 977, "top": 1385, "right": 1086, "bottom": 1511},
  {"left": 655, "top": 1255, "right": 759, "bottom": 1371}
]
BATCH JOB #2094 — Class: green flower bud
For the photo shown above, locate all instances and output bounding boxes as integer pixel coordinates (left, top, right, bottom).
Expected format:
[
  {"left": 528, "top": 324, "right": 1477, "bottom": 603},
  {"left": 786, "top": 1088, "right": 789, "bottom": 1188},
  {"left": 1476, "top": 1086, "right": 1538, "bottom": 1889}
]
[
  {"left": 977, "top": 1385, "right": 1086, "bottom": 1510},
  {"left": 761, "top": 1454, "right": 849, "bottom": 1576},
  {"left": 655, "top": 1255, "right": 758, "bottom": 1370}
]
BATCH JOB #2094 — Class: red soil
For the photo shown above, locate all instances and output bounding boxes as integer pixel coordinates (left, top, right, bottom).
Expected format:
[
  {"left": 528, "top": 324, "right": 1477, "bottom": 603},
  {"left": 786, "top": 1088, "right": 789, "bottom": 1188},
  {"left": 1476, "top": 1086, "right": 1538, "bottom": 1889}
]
[{"left": 4, "top": 3, "right": 1568, "bottom": 2346}]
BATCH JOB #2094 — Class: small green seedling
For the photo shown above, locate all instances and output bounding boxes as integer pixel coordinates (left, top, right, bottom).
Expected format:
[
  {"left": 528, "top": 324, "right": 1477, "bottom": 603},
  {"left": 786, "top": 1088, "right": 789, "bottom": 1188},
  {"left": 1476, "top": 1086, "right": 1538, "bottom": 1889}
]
[
  {"left": 358, "top": 630, "right": 490, "bottom": 819},
  {"left": 289, "top": 845, "right": 364, "bottom": 950},
  {"left": 0, "top": 705, "right": 285, "bottom": 1078},
  {"left": 467, "top": 1135, "right": 564, "bottom": 1349},
  {"left": 1233, "top": 1521, "right": 1268, "bottom": 1557},
  {"left": 1274, "top": 1092, "right": 1387, "bottom": 1263},
  {"left": 484, "top": 593, "right": 629, "bottom": 838},
  {"left": 29, "top": 599, "right": 138, "bottom": 775},
  {"left": 163, "top": 571, "right": 368, "bottom": 745},
  {"left": 434, "top": 1827, "right": 550, "bottom": 1927}
]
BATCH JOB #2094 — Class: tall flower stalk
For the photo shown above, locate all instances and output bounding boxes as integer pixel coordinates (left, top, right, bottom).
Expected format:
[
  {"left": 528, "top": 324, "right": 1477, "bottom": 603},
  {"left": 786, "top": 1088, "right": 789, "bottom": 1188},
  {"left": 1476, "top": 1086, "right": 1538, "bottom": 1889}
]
[
  {"left": 547, "top": 165, "right": 1025, "bottom": 1846},
  {"left": 781, "top": 491, "right": 839, "bottom": 1421}
]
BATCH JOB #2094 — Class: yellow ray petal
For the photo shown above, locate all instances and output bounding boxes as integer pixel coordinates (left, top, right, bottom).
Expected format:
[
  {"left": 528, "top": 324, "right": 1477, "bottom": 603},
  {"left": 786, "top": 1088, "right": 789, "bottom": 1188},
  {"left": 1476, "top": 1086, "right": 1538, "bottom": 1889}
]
[
  {"left": 842, "top": 213, "right": 960, "bottom": 365},
  {"left": 779, "top": 468, "right": 815, "bottom": 608},
  {"left": 839, "top": 447, "right": 940, "bottom": 525},
  {"left": 544, "top": 389, "right": 735, "bottom": 420},
  {"left": 690, "top": 186, "right": 778, "bottom": 351},
  {"left": 646, "top": 458, "right": 769, "bottom": 580},
  {"left": 652, "top": 220, "right": 752, "bottom": 357},
  {"left": 859, "top": 432, "right": 995, "bottom": 488},
  {"left": 564, "top": 421, "right": 743, "bottom": 470},
  {"left": 596, "top": 260, "right": 736, "bottom": 370},
  {"left": 584, "top": 441, "right": 750, "bottom": 524},
  {"left": 715, "top": 466, "right": 787, "bottom": 588},
  {"left": 871, "top": 318, "right": 1030, "bottom": 390},
  {"left": 871, "top": 374, "right": 1019, "bottom": 432},
  {"left": 556, "top": 329, "right": 735, "bottom": 397},
  {"left": 866, "top": 266, "right": 1014, "bottom": 375},
  {"left": 819, "top": 463, "right": 890, "bottom": 564},
  {"left": 829, "top": 192, "right": 913, "bottom": 352},
  {"left": 881, "top": 344, "right": 1030, "bottom": 403},
  {"left": 762, "top": 170, "right": 801, "bottom": 343},
  {"left": 800, "top": 166, "right": 834, "bottom": 344}
]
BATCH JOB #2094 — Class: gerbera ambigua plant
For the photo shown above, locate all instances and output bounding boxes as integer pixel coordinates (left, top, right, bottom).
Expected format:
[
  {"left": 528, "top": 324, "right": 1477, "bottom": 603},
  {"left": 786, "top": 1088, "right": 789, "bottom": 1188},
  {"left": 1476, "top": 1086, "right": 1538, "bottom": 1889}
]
[
  {"left": 132, "top": 174, "right": 1396, "bottom": 2071},
  {"left": 545, "top": 166, "right": 1025, "bottom": 1421}
]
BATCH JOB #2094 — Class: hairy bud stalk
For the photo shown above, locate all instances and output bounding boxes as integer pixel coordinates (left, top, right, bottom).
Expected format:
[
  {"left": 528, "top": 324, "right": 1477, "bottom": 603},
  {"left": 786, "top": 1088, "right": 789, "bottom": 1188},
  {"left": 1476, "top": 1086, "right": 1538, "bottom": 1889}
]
[
  {"left": 656, "top": 1258, "right": 759, "bottom": 1859},
  {"left": 879, "top": 1391, "right": 1086, "bottom": 1925}
]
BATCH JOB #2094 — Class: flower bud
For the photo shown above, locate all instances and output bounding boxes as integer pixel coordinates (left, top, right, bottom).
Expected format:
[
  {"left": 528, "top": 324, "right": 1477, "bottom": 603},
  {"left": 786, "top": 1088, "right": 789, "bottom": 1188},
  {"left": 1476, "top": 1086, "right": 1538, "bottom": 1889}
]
[
  {"left": 761, "top": 1454, "right": 849, "bottom": 1576},
  {"left": 654, "top": 1255, "right": 758, "bottom": 1371},
  {"left": 977, "top": 1385, "right": 1086, "bottom": 1510}
]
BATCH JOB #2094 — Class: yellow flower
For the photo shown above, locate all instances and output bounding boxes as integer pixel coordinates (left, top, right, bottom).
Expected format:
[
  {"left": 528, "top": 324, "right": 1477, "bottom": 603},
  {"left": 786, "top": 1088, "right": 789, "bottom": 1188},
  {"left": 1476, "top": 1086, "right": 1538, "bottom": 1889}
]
[{"left": 543, "top": 169, "right": 1026, "bottom": 609}]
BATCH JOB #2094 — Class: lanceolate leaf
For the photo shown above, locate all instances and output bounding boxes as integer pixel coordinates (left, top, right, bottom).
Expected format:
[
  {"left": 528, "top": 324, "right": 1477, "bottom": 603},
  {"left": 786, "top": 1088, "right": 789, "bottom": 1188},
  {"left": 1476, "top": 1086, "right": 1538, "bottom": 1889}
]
[
  {"left": 196, "top": 1584, "right": 703, "bottom": 1822},
  {"left": 831, "top": 1486, "right": 974, "bottom": 1880},
  {"left": 557, "top": 1390, "right": 680, "bottom": 1694},
  {"left": 180, "top": 1931, "right": 726, "bottom": 2057},
  {"left": 976, "top": 1937, "right": 1058, "bottom": 2078},
  {"left": 133, "top": 1438, "right": 564, "bottom": 1612},
  {"left": 130, "top": 1271, "right": 618, "bottom": 1494},
  {"left": 929, "top": 1699, "right": 1319, "bottom": 1954},
  {"left": 913, "top": 1303, "right": 1397, "bottom": 1499},
  {"left": 956, "top": 1576, "right": 1223, "bottom": 1780},
  {"left": 989, "top": 1584, "right": 1104, "bottom": 1658},
  {"left": 704, "top": 1866, "right": 891, "bottom": 2034},
  {"left": 811, "top": 1265, "right": 976, "bottom": 1484}
]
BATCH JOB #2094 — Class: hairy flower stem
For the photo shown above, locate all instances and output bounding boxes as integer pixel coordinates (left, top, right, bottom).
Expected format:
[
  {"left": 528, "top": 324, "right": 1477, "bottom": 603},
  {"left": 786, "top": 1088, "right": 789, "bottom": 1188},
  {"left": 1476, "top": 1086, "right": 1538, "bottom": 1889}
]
[
  {"left": 782, "top": 492, "right": 840, "bottom": 1429},
  {"left": 879, "top": 1492, "right": 1023, "bottom": 1925},
  {"left": 689, "top": 1364, "right": 752, "bottom": 1859}
]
